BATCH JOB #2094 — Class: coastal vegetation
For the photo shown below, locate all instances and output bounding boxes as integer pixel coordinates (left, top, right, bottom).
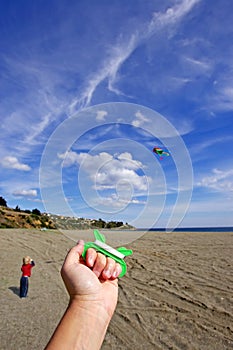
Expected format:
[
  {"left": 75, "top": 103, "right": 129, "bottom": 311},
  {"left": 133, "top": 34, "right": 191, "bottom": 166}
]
[{"left": 0, "top": 196, "right": 133, "bottom": 230}]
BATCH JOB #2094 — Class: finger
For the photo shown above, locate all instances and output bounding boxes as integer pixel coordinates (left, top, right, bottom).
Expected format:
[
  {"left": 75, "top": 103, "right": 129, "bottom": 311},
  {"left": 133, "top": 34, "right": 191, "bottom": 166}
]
[
  {"left": 63, "top": 240, "right": 85, "bottom": 267},
  {"left": 85, "top": 248, "right": 97, "bottom": 268},
  {"left": 112, "top": 263, "right": 122, "bottom": 279},
  {"left": 92, "top": 252, "right": 106, "bottom": 278},
  {"left": 102, "top": 257, "right": 116, "bottom": 279}
]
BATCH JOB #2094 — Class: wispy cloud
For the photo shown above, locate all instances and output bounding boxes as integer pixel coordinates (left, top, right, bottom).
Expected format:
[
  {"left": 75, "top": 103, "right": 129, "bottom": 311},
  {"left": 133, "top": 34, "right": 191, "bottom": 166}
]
[
  {"left": 189, "top": 135, "right": 233, "bottom": 161},
  {"left": 147, "top": 0, "right": 201, "bottom": 35},
  {"left": 1, "top": 0, "right": 201, "bottom": 159},
  {"left": 209, "top": 81, "right": 233, "bottom": 113},
  {"left": 68, "top": 35, "right": 137, "bottom": 112},
  {"left": 197, "top": 168, "right": 233, "bottom": 193},
  {"left": 183, "top": 56, "right": 211, "bottom": 72},
  {"left": 69, "top": 0, "right": 201, "bottom": 112},
  {"left": 95, "top": 193, "right": 147, "bottom": 208}
]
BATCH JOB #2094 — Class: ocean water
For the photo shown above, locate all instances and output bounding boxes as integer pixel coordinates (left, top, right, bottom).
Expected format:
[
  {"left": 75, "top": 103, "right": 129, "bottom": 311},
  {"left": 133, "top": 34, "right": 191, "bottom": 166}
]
[{"left": 146, "top": 227, "right": 233, "bottom": 232}]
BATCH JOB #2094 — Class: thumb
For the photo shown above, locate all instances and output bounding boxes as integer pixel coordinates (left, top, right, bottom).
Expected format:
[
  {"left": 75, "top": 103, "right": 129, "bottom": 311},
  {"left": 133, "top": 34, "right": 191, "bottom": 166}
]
[{"left": 63, "top": 240, "right": 85, "bottom": 266}]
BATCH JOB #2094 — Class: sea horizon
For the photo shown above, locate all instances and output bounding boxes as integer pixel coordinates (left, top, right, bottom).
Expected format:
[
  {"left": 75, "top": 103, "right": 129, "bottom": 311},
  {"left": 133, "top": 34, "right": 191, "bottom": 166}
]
[{"left": 139, "top": 226, "right": 233, "bottom": 232}]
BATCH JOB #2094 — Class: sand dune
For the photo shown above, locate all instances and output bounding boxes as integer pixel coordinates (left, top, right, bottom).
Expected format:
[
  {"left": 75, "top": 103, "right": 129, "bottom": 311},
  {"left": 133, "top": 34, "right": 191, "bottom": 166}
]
[{"left": 0, "top": 229, "right": 232, "bottom": 349}]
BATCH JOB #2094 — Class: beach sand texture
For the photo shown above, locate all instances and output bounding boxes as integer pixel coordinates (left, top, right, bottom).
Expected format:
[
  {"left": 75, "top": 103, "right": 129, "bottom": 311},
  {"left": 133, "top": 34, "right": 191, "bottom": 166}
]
[{"left": 0, "top": 229, "right": 232, "bottom": 350}]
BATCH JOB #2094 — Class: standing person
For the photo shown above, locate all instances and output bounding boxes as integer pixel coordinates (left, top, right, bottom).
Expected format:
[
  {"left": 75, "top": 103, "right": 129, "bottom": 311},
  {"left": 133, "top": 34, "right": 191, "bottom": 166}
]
[
  {"left": 20, "top": 256, "right": 35, "bottom": 298},
  {"left": 45, "top": 240, "right": 123, "bottom": 350}
]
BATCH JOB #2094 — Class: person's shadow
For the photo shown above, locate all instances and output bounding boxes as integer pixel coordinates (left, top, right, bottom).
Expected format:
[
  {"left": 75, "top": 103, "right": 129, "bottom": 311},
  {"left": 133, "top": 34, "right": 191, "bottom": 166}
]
[{"left": 9, "top": 286, "right": 20, "bottom": 297}]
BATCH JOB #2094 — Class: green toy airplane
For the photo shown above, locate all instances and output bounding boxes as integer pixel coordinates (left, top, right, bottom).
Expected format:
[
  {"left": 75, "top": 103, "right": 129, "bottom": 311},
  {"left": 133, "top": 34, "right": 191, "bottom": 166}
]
[{"left": 82, "top": 229, "right": 133, "bottom": 278}]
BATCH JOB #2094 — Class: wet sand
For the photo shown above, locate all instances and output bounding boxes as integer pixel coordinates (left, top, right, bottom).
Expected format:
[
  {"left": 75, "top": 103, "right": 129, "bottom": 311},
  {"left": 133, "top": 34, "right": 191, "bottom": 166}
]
[{"left": 0, "top": 229, "right": 232, "bottom": 349}]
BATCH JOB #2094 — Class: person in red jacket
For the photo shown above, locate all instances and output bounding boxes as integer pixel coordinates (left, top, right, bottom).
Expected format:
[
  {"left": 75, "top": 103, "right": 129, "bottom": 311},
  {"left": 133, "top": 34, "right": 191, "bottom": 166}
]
[{"left": 20, "top": 256, "right": 35, "bottom": 298}]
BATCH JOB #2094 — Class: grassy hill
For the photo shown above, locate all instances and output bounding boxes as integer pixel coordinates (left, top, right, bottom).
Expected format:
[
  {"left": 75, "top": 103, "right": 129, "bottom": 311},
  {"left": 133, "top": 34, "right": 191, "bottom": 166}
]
[
  {"left": 0, "top": 206, "right": 56, "bottom": 229},
  {"left": 0, "top": 206, "right": 134, "bottom": 230}
]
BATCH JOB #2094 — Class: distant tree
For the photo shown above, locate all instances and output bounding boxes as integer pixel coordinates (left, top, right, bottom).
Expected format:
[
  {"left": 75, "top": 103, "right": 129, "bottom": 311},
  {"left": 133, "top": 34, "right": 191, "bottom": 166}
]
[
  {"left": 97, "top": 218, "right": 106, "bottom": 228},
  {"left": 116, "top": 221, "right": 123, "bottom": 227},
  {"left": 24, "top": 209, "right": 31, "bottom": 214},
  {"left": 14, "top": 205, "right": 21, "bottom": 212},
  {"left": 106, "top": 220, "right": 124, "bottom": 229},
  {"left": 32, "top": 208, "right": 41, "bottom": 216},
  {"left": 91, "top": 219, "right": 104, "bottom": 228},
  {"left": 0, "top": 196, "right": 7, "bottom": 207},
  {"left": 106, "top": 221, "right": 117, "bottom": 229}
]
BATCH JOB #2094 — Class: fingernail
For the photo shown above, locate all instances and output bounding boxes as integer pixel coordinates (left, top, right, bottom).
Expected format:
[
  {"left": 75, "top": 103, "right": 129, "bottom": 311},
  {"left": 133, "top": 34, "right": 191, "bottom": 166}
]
[
  {"left": 112, "top": 269, "right": 119, "bottom": 278},
  {"left": 104, "top": 269, "right": 111, "bottom": 278},
  {"left": 88, "top": 257, "right": 94, "bottom": 266}
]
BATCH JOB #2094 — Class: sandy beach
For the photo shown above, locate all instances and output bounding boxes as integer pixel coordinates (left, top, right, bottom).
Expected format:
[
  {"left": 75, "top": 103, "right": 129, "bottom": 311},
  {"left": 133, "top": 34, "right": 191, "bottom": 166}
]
[{"left": 0, "top": 228, "right": 232, "bottom": 350}]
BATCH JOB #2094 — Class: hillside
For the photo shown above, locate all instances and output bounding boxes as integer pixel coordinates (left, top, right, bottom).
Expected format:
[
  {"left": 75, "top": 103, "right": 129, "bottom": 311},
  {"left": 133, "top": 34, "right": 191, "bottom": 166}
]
[
  {"left": 0, "top": 206, "right": 56, "bottom": 229},
  {"left": 0, "top": 206, "right": 134, "bottom": 230}
]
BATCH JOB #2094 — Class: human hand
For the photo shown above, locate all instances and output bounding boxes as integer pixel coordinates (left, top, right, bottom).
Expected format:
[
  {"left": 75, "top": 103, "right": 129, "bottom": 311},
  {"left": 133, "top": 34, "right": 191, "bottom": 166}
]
[
  {"left": 45, "top": 240, "right": 123, "bottom": 350},
  {"left": 61, "top": 240, "right": 122, "bottom": 317}
]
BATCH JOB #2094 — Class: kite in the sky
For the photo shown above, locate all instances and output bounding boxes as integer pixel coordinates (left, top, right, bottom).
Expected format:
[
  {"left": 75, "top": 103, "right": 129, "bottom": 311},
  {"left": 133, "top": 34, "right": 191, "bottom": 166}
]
[{"left": 153, "top": 147, "right": 170, "bottom": 160}]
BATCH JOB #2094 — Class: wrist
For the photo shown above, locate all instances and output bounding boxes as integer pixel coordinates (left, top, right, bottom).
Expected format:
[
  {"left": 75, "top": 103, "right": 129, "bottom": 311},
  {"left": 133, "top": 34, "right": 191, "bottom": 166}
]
[
  {"left": 66, "top": 298, "right": 111, "bottom": 349},
  {"left": 68, "top": 297, "right": 112, "bottom": 324}
]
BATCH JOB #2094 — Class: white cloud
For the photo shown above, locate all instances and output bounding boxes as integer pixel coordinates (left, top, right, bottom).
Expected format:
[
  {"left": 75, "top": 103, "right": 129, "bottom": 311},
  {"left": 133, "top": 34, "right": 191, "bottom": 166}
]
[
  {"left": 58, "top": 150, "right": 149, "bottom": 192},
  {"left": 0, "top": 156, "right": 31, "bottom": 171},
  {"left": 197, "top": 168, "right": 233, "bottom": 193},
  {"left": 96, "top": 110, "right": 108, "bottom": 122},
  {"left": 94, "top": 167, "right": 148, "bottom": 191},
  {"left": 116, "top": 152, "right": 144, "bottom": 170},
  {"left": 13, "top": 189, "right": 37, "bottom": 197},
  {"left": 58, "top": 150, "right": 80, "bottom": 167},
  {"left": 58, "top": 151, "right": 113, "bottom": 169},
  {"left": 132, "top": 111, "right": 150, "bottom": 128}
]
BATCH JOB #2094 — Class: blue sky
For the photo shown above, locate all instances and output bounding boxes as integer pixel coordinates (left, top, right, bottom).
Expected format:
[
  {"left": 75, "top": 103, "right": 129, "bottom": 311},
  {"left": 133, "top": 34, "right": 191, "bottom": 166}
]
[{"left": 1, "top": 0, "right": 233, "bottom": 229}]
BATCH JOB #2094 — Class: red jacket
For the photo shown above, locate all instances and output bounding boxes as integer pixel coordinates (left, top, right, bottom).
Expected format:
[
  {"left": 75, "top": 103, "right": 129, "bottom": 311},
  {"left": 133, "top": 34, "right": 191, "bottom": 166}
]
[{"left": 21, "top": 261, "right": 35, "bottom": 277}]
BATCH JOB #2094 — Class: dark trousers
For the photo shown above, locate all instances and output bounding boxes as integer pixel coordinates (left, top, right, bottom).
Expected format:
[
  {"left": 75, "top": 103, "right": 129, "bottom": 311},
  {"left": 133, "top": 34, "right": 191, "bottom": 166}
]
[{"left": 20, "top": 276, "right": 29, "bottom": 298}]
